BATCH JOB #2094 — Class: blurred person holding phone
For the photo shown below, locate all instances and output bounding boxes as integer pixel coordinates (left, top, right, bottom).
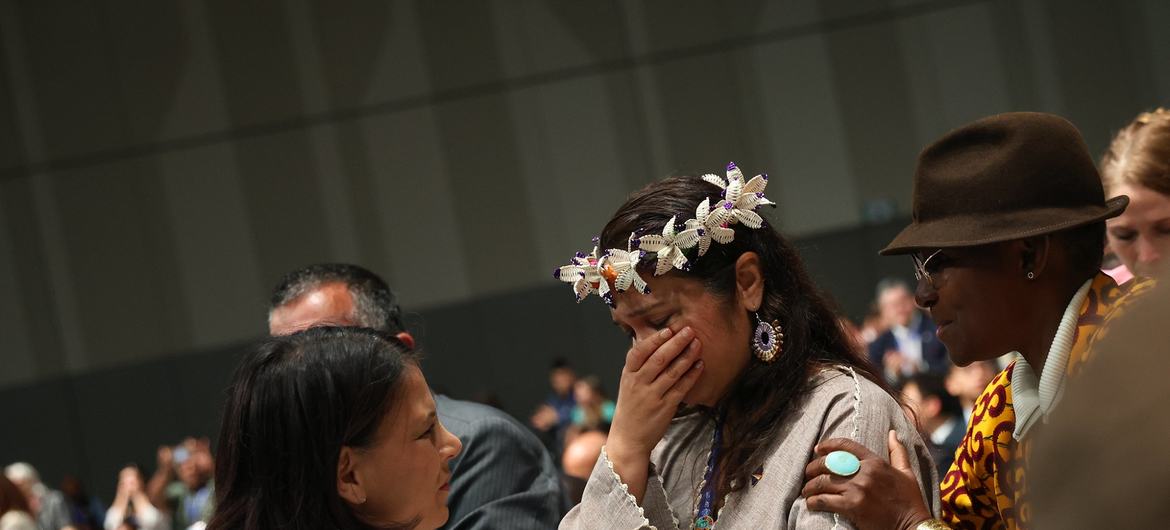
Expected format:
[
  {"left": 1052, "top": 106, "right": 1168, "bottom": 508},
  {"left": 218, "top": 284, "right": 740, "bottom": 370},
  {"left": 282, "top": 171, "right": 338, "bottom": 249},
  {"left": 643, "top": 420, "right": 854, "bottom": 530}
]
[{"left": 147, "top": 439, "right": 212, "bottom": 530}]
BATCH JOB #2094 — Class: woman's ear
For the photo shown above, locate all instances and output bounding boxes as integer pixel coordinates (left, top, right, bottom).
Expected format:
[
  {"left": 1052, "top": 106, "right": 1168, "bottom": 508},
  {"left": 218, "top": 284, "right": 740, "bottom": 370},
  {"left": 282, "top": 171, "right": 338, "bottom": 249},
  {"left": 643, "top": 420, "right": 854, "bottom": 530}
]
[
  {"left": 337, "top": 446, "right": 367, "bottom": 505},
  {"left": 734, "top": 252, "right": 765, "bottom": 312}
]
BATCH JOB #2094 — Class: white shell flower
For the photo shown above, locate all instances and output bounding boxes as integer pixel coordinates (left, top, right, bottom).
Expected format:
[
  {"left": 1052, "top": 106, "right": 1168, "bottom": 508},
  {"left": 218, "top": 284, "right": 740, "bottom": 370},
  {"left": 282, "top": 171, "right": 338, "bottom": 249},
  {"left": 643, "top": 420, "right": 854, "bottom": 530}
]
[
  {"left": 554, "top": 246, "right": 602, "bottom": 302},
  {"left": 677, "top": 198, "right": 734, "bottom": 257},
  {"left": 632, "top": 216, "right": 691, "bottom": 276},
  {"left": 597, "top": 248, "right": 649, "bottom": 306},
  {"left": 702, "top": 161, "right": 776, "bottom": 229}
]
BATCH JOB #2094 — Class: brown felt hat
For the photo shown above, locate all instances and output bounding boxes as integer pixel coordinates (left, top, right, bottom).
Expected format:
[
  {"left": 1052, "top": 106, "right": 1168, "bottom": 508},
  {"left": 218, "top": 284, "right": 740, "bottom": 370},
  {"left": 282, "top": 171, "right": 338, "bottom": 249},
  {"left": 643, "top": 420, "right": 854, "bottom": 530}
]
[{"left": 881, "top": 112, "right": 1128, "bottom": 255}]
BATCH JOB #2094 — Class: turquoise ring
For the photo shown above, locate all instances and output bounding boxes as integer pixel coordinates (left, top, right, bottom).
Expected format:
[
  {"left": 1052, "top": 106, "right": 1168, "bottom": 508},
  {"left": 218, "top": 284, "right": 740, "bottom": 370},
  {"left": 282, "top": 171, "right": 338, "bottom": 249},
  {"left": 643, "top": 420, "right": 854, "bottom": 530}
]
[{"left": 825, "top": 450, "right": 861, "bottom": 477}]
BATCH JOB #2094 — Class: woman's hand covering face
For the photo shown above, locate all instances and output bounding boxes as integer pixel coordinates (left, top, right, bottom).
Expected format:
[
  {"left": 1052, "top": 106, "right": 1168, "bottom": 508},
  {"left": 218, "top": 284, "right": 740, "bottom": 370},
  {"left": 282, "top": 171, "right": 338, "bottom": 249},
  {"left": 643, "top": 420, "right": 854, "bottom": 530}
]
[{"left": 609, "top": 326, "right": 704, "bottom": 458}]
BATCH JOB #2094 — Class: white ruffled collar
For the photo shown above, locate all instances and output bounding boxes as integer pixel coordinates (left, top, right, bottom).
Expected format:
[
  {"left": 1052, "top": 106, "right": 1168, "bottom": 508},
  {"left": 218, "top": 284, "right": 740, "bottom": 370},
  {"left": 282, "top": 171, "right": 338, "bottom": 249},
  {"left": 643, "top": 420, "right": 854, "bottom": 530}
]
[{"left": 1010, "top": 279, "right": 1092, "bottom": 441}]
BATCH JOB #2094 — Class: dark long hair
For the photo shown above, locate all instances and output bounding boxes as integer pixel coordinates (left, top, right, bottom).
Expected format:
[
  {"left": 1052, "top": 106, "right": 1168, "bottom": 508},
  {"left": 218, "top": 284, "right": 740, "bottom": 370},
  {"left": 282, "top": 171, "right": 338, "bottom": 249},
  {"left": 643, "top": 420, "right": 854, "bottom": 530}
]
[
  {"left": 209, "top": 326, "right": 419, "bottom": 530},
  {"left": 599, "top": 175, "right": 887, "bottom": 495}
]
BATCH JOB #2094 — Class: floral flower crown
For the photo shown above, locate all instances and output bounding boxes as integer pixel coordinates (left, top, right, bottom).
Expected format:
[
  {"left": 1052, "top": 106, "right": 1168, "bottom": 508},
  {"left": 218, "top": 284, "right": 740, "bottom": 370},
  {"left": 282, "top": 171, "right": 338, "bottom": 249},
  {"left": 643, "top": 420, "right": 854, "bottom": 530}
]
[{"left": 554, "top": 162, "right": 776, "bottom": 306}]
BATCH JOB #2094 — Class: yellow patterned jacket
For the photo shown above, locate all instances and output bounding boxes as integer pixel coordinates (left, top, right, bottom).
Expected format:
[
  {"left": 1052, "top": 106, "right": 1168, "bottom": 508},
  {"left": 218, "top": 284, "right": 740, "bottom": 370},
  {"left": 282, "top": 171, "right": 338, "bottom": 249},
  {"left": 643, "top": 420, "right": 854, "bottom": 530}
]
[{"left": 938, "top": 272, "right": 1154, "bottom": 529}]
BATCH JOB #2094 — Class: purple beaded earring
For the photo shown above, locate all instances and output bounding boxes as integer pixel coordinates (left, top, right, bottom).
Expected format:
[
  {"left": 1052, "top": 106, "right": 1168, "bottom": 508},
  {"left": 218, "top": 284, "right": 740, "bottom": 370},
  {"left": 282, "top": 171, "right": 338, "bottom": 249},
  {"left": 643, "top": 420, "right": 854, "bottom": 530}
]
[{"left": 752, "top": 312, "right": 783, "bottom": 363}]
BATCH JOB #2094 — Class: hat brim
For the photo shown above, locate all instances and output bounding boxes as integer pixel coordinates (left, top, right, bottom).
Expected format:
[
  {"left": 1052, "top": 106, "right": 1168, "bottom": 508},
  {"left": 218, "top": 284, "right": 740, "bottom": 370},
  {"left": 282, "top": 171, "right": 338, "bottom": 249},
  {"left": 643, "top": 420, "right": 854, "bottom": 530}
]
[{"left": 879, "top": 195, "right": 1128, "bottom": 255}]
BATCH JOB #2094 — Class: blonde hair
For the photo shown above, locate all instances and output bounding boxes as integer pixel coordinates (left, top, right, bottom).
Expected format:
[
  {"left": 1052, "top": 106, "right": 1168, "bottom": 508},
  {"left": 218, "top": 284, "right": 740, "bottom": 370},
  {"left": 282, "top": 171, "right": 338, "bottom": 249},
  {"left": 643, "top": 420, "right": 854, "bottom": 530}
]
[{"left": 1100, "top": 108, "right": 1170, "bottom": 196}]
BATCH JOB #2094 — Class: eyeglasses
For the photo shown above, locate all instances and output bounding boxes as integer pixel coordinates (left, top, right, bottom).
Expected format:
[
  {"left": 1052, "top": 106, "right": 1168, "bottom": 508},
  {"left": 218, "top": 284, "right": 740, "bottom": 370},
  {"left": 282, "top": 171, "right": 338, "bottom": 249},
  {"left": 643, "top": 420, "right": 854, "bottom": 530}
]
[{"left": 911, "top": 249, "right": 943, "bottom": 289}]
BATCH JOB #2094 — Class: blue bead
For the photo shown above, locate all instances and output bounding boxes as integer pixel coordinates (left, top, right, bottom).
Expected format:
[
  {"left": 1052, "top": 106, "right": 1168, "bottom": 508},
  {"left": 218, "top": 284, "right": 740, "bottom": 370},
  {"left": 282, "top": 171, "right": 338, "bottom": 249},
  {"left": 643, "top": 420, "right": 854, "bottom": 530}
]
[{"left": 825, "top": 450, "right": 861, "bottom": 477}]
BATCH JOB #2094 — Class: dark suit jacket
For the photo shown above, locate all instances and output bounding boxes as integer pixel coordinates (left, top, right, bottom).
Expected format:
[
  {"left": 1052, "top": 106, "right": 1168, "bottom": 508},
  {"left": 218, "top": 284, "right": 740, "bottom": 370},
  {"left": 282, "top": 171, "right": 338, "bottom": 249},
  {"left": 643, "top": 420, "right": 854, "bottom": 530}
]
[
  {"left": 867, "top": 312, "right": 950, "bottom": 379},
  {"left": 930, "top": 416, "right": 966, "bottom": 478},
  {"left": 436, "top": 395, "right": 569, "bottom": 529}
]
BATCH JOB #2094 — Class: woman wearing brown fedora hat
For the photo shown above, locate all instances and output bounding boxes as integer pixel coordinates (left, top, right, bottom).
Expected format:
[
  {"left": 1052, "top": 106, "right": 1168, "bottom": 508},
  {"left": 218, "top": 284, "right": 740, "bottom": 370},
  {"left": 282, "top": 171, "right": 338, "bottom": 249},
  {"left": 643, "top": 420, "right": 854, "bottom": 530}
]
[{"left": 800, "top": 112, "right": 1155, "bottom": 530}]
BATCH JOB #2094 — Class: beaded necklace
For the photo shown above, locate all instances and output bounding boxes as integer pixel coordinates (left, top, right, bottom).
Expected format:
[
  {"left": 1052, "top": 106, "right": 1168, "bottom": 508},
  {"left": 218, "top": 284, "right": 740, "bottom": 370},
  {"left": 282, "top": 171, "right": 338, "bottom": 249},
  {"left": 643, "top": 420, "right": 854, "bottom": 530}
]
[{"left": 691, "top": 411, "right": 725, "bottom": 529}]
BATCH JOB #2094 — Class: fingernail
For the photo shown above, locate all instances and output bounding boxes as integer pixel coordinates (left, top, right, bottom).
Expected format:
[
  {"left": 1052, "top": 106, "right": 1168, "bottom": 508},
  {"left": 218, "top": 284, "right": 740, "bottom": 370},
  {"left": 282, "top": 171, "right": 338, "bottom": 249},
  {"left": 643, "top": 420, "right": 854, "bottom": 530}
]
[
  {"left": 660, "top": 328, "right": 673, "bottom": 338},
  {"left": 690, "top": 338, "right": 700, "bottom": 350},
  {"left": 680, "top": 327, "right": 694, "bottom": 338}
]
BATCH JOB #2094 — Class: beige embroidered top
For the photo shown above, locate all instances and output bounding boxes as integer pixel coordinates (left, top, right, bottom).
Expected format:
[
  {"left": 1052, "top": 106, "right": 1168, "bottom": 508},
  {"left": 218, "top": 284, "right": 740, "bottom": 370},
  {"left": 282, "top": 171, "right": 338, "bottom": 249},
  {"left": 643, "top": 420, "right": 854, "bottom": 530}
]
[{"left": 560, "top": 367, "right": 940, "bottom": 529}]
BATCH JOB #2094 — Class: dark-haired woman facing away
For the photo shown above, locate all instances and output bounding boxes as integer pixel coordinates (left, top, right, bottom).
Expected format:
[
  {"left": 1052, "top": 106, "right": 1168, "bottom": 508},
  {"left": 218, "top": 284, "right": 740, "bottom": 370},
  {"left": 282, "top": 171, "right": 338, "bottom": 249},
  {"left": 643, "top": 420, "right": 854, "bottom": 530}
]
[
  {"left": 555, "top": 164, "right": 938, "bottom": 529},
  {"left": 209, "top": 327, "right": 461, "bottom": 530}
]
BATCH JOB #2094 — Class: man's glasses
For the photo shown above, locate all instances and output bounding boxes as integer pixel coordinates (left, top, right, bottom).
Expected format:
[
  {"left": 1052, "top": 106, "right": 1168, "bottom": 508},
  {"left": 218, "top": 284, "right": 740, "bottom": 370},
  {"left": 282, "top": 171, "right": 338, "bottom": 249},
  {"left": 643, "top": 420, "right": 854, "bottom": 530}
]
[{"left": 911, "top": 249, "right": 943, "bottom": 289}]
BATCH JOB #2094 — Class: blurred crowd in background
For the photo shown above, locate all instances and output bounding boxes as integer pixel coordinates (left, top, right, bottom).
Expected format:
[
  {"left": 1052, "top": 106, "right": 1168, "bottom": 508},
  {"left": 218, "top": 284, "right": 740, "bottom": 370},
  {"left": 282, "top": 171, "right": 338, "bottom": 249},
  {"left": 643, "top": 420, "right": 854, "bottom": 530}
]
[{"left": 3, "top": 438, "right": 213, "bottom": 530}]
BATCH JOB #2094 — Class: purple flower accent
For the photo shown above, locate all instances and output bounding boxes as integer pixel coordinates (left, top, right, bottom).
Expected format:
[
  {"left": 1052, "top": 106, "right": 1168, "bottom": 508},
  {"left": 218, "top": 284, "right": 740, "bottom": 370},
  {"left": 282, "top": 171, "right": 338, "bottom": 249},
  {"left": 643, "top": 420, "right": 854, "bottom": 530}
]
[
  {"left": 727, "top": 161, "right": 737, "bottom": 171},
  {"left": 553, "top": 268, "right": 561, "bottom": 279},
  {"left": 762, "top": 173, "right": 769, "bottom": 181},
  {"left": 630, "top": 238, "right": 641, "bottom": 249},
  {"left": 756, "top": 192, "right": 764, "bottom": 198},
  {"left": 723, "top": 202, "right": 733, "bottom": 210},
  {"left": 575, "top": 251, "right": 586, "bottom": 259},
  {"left": 591, "top": 236, "right": 600, "bottom": 243},
  {"left": 697, "top": 228, "right": 706, "bottom": 236}
]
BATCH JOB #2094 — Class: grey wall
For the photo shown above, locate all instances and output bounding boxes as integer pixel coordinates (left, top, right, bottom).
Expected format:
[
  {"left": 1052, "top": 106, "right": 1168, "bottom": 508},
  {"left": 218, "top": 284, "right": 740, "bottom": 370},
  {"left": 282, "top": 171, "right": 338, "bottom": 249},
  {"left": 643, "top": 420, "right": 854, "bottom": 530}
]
[{"left": 1, "top": 0, "right": 1167, "bottom": 502}]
